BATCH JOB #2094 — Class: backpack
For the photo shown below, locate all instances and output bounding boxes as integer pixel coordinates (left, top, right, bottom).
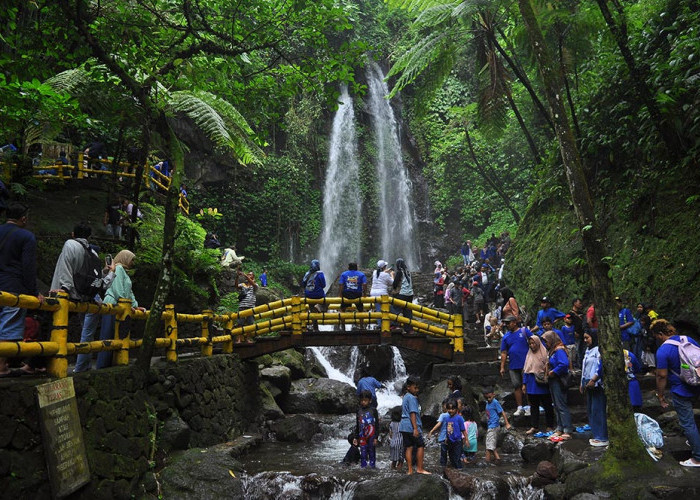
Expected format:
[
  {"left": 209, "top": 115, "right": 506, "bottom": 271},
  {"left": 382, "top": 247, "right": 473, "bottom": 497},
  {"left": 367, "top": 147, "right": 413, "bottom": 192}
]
[
  {"left": 662, "top": 336, "right": 700, "bottom": 386},
  {"left": 304, "top": 272, "right": 318, "bottom": 292},
  {"left": 73, "top": 239, "right": 103, "bottom": 300}
]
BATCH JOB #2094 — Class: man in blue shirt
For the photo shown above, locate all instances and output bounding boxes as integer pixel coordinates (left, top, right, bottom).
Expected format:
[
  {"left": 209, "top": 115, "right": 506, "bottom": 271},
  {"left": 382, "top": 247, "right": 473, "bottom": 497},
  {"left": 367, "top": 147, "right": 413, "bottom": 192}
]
[
  {"left": 652, "top": 319, "right": 700, "bottom": 467},
  {"left": 339, "top": 262, "right": 367, "bottom": 330},
  {"left": 616, "top": 297, "right": 635, "bottom": 350},
  {"left": 531, "top": 296, "right": 566, "bottom": 333},
  {"left": 500, "top": 315, "right": 532, "bottom": 416},
  {"left": 356, "top": 370, "right": 385, "bottom": 409}
]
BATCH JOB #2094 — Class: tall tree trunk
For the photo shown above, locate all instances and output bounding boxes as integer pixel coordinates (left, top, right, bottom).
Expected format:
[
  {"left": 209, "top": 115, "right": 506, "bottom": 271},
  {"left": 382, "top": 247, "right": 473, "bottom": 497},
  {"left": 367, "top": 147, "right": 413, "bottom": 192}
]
[
  {"left": 558, "top": 35, "right": 581, "bottom": 140},
  {"left": 492, "top": 30, "right": 555, "bottom": 135},
  {"left": 517, "top": 0, "right": 647, "bottom": 466},
  {"left": 464, "top": 125, "right": 521, "bottom": 224},
  {"left": 594, "top": 0, "right": 684, "bottom": 159},
  {"left": 504, "top": 86, "right": 541, "bottom": 164},
  {"left": 135, "top": 114, "right": 181, "bottom": 371}
]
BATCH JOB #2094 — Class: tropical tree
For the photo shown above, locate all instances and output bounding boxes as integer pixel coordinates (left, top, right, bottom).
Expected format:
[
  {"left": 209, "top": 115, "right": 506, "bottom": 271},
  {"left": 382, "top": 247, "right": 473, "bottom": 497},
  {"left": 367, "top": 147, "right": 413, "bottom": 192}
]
[
  {"left": 515, "top": 0, "right": 647, "bottom": 468},
  {"left": 51, "top": 0, "right": 359, "bottom": 371}
]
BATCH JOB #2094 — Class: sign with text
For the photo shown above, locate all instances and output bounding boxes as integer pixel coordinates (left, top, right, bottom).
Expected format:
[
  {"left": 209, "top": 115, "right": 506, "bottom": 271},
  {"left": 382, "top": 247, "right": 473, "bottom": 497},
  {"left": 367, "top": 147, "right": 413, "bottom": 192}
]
[{"left": 36, "top": 378, "right": 90, "bottom": 498}]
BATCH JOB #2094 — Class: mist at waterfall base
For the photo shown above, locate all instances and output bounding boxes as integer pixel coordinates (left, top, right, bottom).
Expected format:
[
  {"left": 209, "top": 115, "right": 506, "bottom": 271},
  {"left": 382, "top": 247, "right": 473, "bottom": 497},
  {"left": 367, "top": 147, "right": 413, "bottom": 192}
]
[
  {"left": 239, "top": 345, "right": 543, "bottom": 499},
  {"left": 318, "top": 63, "right": 419, "bottom": 287}
]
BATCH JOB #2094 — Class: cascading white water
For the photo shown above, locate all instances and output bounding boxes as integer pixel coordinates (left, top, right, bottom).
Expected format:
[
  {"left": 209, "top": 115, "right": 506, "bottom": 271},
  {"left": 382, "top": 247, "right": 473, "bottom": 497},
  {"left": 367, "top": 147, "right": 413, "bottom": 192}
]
[
  {"left": 318, "top": 85, "right": 362, "bottom": 287},
  {"left": 366, "top": 61, "right": 419, "bottom": 269}
]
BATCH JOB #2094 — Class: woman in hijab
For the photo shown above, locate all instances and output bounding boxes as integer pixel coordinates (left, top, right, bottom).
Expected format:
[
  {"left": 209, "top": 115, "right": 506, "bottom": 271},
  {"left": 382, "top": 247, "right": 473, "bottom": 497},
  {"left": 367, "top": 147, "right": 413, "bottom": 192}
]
[
  {"left": 580, "top": 330, "right": 608, "bottom": 446},
  {"left": 369, "top": 260, "right": 393, "bottom": 328},
  {"left": 542, "top": 330, "right": 573, "bottom": 439},
  {"left": 522, "top": 335, "right": 555, "bottom": 434},
  {"left": 96, "top": 250, "right": 143, "bottom": 369},
  {"left": 392, "top": 258, "right": 414, "bottom": 333}
]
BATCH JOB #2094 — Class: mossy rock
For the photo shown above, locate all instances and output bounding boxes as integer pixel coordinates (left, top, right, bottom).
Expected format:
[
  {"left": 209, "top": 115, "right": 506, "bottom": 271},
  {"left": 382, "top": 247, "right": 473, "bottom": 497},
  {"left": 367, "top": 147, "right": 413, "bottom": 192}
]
[{"left": 269, "top": 349, "right": 306, "bottom": 379}]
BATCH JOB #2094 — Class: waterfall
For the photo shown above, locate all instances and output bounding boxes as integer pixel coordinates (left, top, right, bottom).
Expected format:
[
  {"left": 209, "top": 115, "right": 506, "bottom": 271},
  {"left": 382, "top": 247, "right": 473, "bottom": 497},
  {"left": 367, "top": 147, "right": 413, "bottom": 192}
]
[
  {"left": 366, "top": 61, "right": 419, "bottom": 269},
  {"left": 318, "top": 85, "right": 362, "bottom": 287}
]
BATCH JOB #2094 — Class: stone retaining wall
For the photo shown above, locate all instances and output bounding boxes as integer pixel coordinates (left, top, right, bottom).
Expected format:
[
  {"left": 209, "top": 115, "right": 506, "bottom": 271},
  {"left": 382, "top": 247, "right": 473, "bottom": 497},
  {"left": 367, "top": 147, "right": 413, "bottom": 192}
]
[{"left": 0, "top": 355, "right": 260, "bottom": 499}]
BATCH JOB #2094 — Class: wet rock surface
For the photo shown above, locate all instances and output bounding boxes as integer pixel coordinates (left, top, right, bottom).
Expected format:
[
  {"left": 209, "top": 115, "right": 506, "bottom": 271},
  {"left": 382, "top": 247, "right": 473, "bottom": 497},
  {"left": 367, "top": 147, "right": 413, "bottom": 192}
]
[
  {"left": 352, "top": 472, "right": 449, "bottom": 499},
  {"left": 280, "top": 377, "right": 357, "bottom": 414}
]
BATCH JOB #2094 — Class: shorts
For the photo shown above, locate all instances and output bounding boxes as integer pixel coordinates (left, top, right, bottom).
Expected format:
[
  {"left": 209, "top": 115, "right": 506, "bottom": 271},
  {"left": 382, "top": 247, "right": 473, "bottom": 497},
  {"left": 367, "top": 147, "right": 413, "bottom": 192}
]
[
  {"left": 509, "top": 368, "right": 523, "bottom": 388},
  {"left": 485, "top": 427, "right": 500, "bottom": 451},
  {"left": 401, "top": 432, "right": 425, "bottom": 449},
  {"left": 341, "top": 293, "right": 363, "bottom": 312},
  {"left": 0, "top": 306, "right": 26, "bottom": 341}
]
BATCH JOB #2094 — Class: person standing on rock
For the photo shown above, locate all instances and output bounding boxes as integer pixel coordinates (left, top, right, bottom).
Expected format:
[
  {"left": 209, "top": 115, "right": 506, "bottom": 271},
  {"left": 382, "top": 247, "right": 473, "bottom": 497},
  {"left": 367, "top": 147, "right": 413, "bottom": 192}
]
[
  {"left": 353, "top": 390, "right": 378, "bottom": 469},
  {"left": 356, "top": 369, "right": 385, "bottom": 409},
  {"left": 579, "top": 330, "right": 608, "bottom": 447},
  {"left": 651, "top": 319, "right": 700, "bottom": 467},
  {"left": 399, "top": 377, "right": 430, "bottom": 475},
  {"left": 500, "top": 316, "right": 532, "bottom": 417},
  {"left": 522, "top": 335, "right": 555, "bottom": 435}
]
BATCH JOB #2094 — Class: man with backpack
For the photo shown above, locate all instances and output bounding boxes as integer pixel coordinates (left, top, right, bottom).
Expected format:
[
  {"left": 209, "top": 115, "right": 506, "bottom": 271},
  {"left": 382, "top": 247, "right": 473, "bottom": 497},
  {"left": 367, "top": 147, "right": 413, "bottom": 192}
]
[
  {"left": 651, "top": 319, "right": 700, "bottom": 467},
  {"left": 50, "top": 222, "right": 115, "bottom": 373}
]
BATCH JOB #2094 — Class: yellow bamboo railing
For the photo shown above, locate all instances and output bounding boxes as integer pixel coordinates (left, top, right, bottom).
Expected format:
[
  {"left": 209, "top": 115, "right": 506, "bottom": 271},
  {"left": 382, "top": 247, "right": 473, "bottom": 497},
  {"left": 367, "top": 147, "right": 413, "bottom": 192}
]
[{"left": 0, "top": 291, "right": 464, "bottom": 378}]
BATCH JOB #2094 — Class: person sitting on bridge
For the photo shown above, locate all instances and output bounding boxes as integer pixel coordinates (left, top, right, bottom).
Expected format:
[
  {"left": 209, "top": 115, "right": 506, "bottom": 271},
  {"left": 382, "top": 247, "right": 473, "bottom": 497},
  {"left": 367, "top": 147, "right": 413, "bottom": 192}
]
[
  {"left": 338, "top": 262, "right": 366, "bottom": 330},
  {"left": 301, "top": 259, "right": 326, "bottom": 331},
  {"left": 369, "top": 260, "right": 393, "bottom": 329},
  {"left": 235, "top": 268, "right": 257, "bottom": 336}
]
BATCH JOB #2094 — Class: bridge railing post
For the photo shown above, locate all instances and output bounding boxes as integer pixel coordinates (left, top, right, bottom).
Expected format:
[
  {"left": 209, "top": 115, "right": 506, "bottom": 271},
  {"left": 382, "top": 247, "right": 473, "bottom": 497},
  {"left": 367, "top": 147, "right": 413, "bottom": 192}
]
[
  {"left": 291, "top": 296, "right": 302, "bottom": 335},
  {"left": 77, "top": 152, "right": 85, "bottom": 179},
  {"left": 114, "top": 298, "right": 133, "bottom": 366},
  {"left": 47, "top": 291, "right": 70, "bottom": 378},
  {"left": 380, "top": 295, "right": 390, "bottom": 335},
  {"left": 223, "top": 315, "right": 234, "bottom": 353},
  {"left": 452, "top": 312, "right": 465, "bottom": 363},
  {"left": 165, "top": 304, "right": 178, "bottom": 362},
  {"left": 201, "top": 310, "right": 213, "bottom": 356}
]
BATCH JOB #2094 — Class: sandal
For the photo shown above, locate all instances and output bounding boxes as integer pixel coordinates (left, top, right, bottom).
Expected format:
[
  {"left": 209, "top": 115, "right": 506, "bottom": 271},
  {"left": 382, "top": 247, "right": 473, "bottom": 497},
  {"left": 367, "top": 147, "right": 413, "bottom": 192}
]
[{"left": 680, "top": 459, "right": 700, "bottom": 468}]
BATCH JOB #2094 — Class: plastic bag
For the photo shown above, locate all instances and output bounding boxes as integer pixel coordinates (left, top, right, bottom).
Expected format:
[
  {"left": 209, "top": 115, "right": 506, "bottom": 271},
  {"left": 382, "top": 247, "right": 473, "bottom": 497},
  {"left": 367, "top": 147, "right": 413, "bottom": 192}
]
[{"left": 635, "top": 412, "right": 663, "bottom": 449}]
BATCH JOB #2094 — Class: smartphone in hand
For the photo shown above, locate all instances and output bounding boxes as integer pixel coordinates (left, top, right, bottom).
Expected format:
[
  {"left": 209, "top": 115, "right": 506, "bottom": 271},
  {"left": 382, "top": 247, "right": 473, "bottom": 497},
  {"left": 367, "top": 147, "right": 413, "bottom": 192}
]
[{"left": 106, "top": 254, "right": 113, "bottom": 266}]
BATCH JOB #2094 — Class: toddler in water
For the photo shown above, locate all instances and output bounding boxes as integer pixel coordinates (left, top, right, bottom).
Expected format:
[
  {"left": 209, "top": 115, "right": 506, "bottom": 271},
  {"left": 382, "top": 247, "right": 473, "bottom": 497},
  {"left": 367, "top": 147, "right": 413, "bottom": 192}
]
[
  {"left": 461, "top": 406, "right": 478, "bottom": 463},
  {"left": 353, "top": 390, "right": 378, "bottom": 468},
  {"left": 389, "top": 407, "right": 404, "bottom": 470}
]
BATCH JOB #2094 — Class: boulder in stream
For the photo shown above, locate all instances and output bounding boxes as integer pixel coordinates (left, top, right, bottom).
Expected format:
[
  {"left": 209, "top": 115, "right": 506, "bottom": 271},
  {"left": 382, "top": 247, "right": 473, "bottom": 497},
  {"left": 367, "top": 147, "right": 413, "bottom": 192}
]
[
  {"left": 444, "top": 467, "right": 509, "bottom": 498},
  {"left": 271, "top": 414, "right": 321, "bottom": 442},
  {"left": 280, "top": 378, "right": 356, "bottom": 414},
  {"left": 521, "top": 439, "right": 555, "bottom": 463},
  {"left": 157, "top": 443, "right": 245, "bottom": 499},
  {"left": 353, "top": 472, "right": 449, "bottom": 499}
]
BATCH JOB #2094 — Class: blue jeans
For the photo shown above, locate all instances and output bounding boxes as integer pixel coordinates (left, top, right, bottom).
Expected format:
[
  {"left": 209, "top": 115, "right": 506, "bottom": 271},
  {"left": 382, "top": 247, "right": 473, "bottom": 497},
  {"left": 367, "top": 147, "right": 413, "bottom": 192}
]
[
  {"left": 586, "top": 386, "right": 608, "bottom": 441},
  {"left": 95, "top": 315, "right": 116, "bottom": 369},
  {"left": 439, "top": 441, "right": 447, "bottom": 466},
  {"left": 447, "top": 440, "right": 463, "bottom": 468},
  {"left": 672, "top": 393, "right": 700, "bottom": 461},
  {"left": 74, "top": 313, "right": 100, "bottom": 372},
  {"left": 0, "top": 306, "right": 26, "bottom": 341},
  {"left": 549, "top": 377, "right": 572, "bottom": 433}
]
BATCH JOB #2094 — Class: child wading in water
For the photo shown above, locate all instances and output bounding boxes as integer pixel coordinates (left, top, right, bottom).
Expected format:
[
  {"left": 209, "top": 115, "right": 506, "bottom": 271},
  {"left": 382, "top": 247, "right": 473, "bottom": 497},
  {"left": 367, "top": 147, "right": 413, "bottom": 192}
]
[
  {"left": 462, "top": 406, "right": 478, "bottom": 464},
  {"left": 428, "top": 398, "right": 450, "bottom": 466},
  {"left": 353, "top": 390, "right": 378, "bottom": 468},
  {"left": 399, "top": 377, "right": 431, "bottom": 475},
  {"left": 389, "top": 407, "right": 404, "bottom": 470},
  {"left": 483, "top": 388, "right": 511, "bottom": 463}
]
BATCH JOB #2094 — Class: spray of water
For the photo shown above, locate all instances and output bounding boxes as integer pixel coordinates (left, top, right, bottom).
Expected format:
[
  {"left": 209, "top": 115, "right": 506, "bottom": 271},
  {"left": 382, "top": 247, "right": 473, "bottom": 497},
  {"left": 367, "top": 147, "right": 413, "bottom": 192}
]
[
  {"left": 366, "top": 61, "right": 419, "bottom": 268},
  {"left": 318, "top": 85, "right": 361, "bottom": 288}
]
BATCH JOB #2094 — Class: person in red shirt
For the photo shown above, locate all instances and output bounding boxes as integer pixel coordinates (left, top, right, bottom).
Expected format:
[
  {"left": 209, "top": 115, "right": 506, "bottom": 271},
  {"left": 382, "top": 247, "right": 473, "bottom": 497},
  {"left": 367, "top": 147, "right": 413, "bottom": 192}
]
[{"left": 586, "top": 302, "right": 598, "bottom": 331}]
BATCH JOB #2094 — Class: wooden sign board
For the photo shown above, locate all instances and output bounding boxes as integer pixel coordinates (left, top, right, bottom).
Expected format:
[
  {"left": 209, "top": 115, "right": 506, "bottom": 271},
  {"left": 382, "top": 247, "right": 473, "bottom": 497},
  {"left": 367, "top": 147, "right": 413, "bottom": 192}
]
[{"left": 36, "top": 378, "right": 90, "bottom": 498}]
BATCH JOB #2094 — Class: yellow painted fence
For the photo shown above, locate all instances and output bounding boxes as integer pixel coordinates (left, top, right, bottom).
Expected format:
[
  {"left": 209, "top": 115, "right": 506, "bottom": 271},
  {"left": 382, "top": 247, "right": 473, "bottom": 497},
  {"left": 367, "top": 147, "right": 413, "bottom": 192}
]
[{"left": 0, "top": 291, "right": 463, "bottom": 378}]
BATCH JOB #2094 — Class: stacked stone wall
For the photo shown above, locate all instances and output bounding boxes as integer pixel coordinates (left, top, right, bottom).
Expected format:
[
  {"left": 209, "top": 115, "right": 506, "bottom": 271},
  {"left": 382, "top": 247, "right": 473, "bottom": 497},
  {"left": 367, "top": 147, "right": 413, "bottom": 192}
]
[{"left": 0, "top": 355, "right": 260, "bottom": 499}]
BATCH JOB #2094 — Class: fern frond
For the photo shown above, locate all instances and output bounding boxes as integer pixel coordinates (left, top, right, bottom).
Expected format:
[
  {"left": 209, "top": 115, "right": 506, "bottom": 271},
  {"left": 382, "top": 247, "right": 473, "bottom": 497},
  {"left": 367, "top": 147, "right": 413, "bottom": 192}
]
[
  {"left": 169, "top": 91, "right": 264, "bottom": 166},
  {"left": 387, "top": 31, "right": 451, "bottom": 97},
  {"left": 415, "top": 3, "right": 457, "bottom": 26},
  {"left": 385, "top": 0, "right": 449, "bottom": 12}
]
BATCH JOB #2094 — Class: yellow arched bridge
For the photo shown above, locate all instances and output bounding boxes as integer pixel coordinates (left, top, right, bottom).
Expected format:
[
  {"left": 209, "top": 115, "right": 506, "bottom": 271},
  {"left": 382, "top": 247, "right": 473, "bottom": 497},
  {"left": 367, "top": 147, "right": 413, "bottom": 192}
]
[{"left": 0, "top": 292, "right": 465, "bottom": 378}]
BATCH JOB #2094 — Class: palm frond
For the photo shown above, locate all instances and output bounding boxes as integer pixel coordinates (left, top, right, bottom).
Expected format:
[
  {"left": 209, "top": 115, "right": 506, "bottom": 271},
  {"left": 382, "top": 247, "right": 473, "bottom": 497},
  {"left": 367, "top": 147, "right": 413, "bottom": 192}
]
[
  {"left": 169, "top": 91, "right": 264, "bottom": 166},
  {"left": 415, "top": 3, "right": 457, "bottom": 26},
  {"left": 387, "top": 31, "right": 451, "bottom": 97}
]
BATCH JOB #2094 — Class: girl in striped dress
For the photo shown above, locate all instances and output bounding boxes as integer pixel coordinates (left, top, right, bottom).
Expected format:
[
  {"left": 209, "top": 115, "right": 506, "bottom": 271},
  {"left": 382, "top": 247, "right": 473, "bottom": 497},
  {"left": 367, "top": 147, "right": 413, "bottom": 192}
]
[{"left": 389, "top": 407, "right": 404, "bottom": 470}]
